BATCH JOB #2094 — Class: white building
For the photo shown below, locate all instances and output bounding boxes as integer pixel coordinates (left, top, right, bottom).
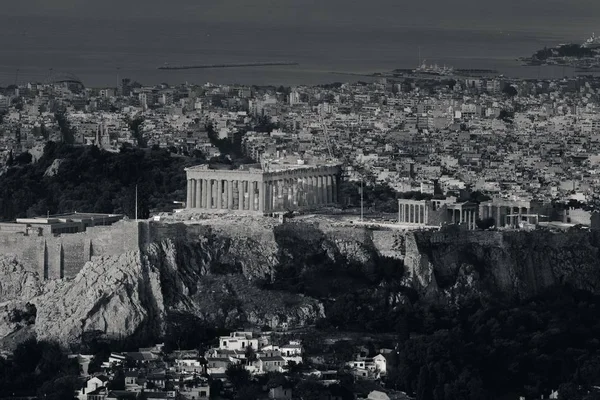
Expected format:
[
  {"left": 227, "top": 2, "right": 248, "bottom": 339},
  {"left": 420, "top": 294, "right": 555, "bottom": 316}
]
[{"left": 219, "top": 332, "right": 259, "bottom": 351}]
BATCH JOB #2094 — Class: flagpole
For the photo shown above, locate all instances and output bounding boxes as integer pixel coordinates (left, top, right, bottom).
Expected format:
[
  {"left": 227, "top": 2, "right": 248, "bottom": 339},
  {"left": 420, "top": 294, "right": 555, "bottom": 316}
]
[{"left": 135, "top": 184, "right": 138, "bottom": 221}]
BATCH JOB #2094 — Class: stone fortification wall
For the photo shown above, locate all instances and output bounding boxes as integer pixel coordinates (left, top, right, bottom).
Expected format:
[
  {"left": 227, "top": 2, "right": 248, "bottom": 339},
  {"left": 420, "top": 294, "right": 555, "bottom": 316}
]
[
  {"left": 370, "top": 230, "right": 405, "bottom": 259},
  {"left": 404, "top": 227, "right": 600, "bottom": 302},
  {"left": 0, "top": 220, "right": 142, "bottom": 280}
]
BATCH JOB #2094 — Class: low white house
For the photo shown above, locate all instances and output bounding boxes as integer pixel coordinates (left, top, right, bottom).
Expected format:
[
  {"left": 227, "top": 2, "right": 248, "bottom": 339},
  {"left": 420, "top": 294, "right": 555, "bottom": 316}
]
[
  {"left": 76, "top": 375, "right": 110, "bottom": 400},
  {"left": 218, "top": 332, "right": 259, "bottom": 351},
  {"left": 175, "top": 358, "right": 204, "bottom": 374},
  {"left": 346, "top": 354, "right": 387, "bottom": 379}
]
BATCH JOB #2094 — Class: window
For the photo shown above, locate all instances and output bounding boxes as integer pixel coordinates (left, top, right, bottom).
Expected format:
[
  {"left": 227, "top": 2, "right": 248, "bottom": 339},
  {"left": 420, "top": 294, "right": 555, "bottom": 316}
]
[
  {"left": 242, "top": 342, "right": 245, "bottom": 348},
  {"left": 200, "top": 391, "right": 207, "bottom": 397}
]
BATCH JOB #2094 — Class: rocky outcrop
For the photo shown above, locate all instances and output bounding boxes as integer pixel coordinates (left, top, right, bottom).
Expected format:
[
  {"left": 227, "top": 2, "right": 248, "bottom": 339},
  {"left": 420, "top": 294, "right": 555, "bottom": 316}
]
[
  {"left": 404, "top": 226, "right": 600, "bottom": 303},
  {"left": 43, "top": 159, "right": 64, "bottom": 177},
  {"left": 2, "top": 220, "right": 379, "bottom": 348},
  {"left": 31, "top": 252, "right": 165, "bottom": 346},
  {"left": 0, "top": 257, "right": 42, "bottom": 302},
  {"left": 11, "top": 219, "right": 600, "bottom": 348}
]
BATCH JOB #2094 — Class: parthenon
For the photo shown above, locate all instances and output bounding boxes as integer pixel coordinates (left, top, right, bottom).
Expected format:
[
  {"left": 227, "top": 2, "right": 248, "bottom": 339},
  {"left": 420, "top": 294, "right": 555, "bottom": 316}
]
[{"left": 185, "top": 162, "right": 342, "bottom": 214}]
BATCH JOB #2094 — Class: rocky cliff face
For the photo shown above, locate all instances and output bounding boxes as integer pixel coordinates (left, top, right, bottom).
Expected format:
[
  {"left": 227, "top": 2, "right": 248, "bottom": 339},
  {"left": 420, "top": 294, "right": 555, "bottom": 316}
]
[
  {"left": 0, "top": 220, "right": 386, "bottom": 348},
  {"left": 9, "top": 219, "right": 598, "bottom": 349},
  {"left": 404, "top": 226, "right": 600, "bottom": 303}
]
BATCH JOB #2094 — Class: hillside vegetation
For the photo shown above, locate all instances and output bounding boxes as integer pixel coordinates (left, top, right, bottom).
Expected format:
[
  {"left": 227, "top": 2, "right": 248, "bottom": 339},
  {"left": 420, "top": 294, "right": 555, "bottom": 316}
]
[{"left": 0, "top": 143, "right": 199, "bottom": 220}]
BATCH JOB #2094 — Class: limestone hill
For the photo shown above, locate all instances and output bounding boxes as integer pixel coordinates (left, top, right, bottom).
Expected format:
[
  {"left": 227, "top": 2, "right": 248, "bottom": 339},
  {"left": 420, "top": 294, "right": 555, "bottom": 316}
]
[{"left": 2, "top": 219, "right": 600, "bottom": 350}]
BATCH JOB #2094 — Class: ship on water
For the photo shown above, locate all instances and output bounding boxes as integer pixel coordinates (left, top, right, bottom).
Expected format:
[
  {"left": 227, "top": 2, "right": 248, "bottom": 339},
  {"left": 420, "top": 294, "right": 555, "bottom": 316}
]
[
  {"left": 413, "top": 60, "right": 455, "bottom": 75},
  {"left": 582, "top": 33, "right": 600, "bottom": 49}
]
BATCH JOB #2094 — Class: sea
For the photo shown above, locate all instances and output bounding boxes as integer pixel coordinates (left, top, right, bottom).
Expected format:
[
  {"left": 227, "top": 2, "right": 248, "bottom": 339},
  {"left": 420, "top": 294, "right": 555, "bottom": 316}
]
[{"left": 0, "top": 0, "right": 599, "bottom": 88}]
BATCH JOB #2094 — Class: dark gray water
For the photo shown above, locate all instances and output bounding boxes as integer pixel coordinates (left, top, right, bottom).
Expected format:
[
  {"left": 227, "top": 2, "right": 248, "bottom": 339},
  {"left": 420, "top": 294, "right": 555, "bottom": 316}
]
[{"left": 1, "top": 0, "right": 598, "bottom": 87}]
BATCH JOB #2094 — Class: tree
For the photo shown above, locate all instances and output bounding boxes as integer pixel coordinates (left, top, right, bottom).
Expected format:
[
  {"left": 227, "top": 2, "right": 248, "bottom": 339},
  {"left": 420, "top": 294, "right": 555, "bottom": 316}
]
[
  {"left": 108, "top": 368, "right": 125, "bottom": 390},
  {"left": 245, "top": 345, "right": 257, "bottom": 364},
  {"left": 476, "top": 217, "right": 495, "bottom": 230},
  {"left": 416, "top": 366, "right": 433, "bottom": 400},
  {"left": 128, "top": 116, "right": 146, "bottom": 147},
  {"left": 14, "top": 151, "right": 32, "bottom": 165},
  {"left": 502, "top": 84, "right": 518, "bottom": 97},
  {"left": 54, "top": 111, "right": 75, "bottom": 144},
  {"left": 37, "top": 376, "right": 78, "bottom": 400},
  {"left": 209, "top": 379, "right": 223, "bottom": 399},
  {"left": 225, "top": 363, "right": 250, "bottom": 389}
]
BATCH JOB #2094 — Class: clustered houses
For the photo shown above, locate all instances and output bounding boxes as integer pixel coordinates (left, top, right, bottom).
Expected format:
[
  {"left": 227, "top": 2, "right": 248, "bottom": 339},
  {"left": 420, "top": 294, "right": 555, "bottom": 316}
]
[
  {"left": 5, "top": 74, "right": 600, "bottom": 227},
  {"left": 76, "top": 344, "right": 209, "bottom": 400},
  {"left": 74, "top": 332, "right": 306, "bottom": 400},
  {"left": 205, "top": 331, "right": 302, "bottom": 375}
]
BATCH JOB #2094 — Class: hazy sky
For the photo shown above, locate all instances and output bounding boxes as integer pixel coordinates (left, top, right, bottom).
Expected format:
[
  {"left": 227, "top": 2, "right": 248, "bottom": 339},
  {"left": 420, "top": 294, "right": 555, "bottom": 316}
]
[{"left": 3, "top": 0, "right": 599, "bottom": 31}]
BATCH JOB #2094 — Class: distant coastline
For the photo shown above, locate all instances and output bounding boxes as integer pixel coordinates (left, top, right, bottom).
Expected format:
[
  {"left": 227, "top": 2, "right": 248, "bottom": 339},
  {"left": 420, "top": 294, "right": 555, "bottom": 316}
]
[
  {"left": 520, "top": 34, "right": 600, "bottom": 69},
  {"left": 330, "top": 67, "right": 499, "bottom": 80}
]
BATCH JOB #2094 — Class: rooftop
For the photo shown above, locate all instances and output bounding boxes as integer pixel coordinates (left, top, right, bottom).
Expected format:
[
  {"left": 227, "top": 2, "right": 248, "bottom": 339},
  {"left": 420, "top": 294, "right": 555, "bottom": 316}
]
[{"left": 14, "top": 212, "right": 124, "bottom": 225}]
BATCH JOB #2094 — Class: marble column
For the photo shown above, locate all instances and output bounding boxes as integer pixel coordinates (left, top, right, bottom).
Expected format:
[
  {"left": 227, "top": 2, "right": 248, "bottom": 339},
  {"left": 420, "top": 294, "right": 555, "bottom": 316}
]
[
  {"left": 304, "top": 177, "right": 310, "bottom": 205},
  {"left": 268, "top": 181, "right": 274, "bottom": 211},
  {"left": 316, "top": 176, "right": 323, "bottom": 204},
  {"left": 190, "top": 180, "right": 196, "bottom": 208},
  {"left": 278, "top": 180, "right": 284, "bottom": 210},
  {"left": 250, "top": 181, "right": 256, "bottom": 211},
  {"left": 290, "top": 180, "right": 296, "bottom": 207},
  {"left": 259, "top": 181, "right": 266, "bottom": 213},
  {"left": 238, "top": 180, "right": 244, "bottom": 210},
  {"left": 326, "top": 175, "right": 333, "bottom": 204},
  {"left": 281, "top": 180, "right": 288, "bottom": 209},
  {"left": 332, "top": 175, "right": 338, "bottom": 204},
  {"left": 187, "top": 180, "right": 193, "bottom": 208},
  {"left": 228, "top": 180, "right": 234, "bottom": 209},
  {"left": 273, "top": 181, "right": 280, "bottom": 211},
  {"left": 204, "top": 179, "right": 210, "bottom": 209},
  {"left": 195, "top": 179, "right": 202, "bottom": 208},
  {"left": 216, "top": 179, "right": 222, "bottom": 209}
]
